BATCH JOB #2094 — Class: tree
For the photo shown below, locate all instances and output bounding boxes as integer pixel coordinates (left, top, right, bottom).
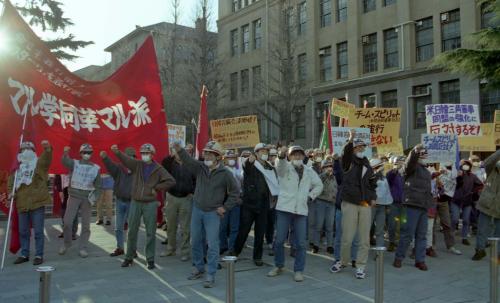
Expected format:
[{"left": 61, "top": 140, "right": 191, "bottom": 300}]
[
  {"left": 432, "top": 0, "right": 500, "bottom": 89},
  {"left": 1, "top": 0, "right": 93, "bottom": 60}
]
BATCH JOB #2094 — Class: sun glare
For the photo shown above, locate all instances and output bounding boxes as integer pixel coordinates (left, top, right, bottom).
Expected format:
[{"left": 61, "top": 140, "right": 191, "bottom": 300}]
[{"left": 0, "top": 30, "right": 9, "bottom": 53}]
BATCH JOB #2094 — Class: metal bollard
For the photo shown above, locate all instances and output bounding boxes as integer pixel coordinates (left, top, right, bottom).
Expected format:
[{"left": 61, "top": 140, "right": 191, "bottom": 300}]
[
  {"left": 222, "top": 256, "right": 237, "bottom": 303},
  {"left": 36, "top": 266, "right": 55, "bottom": 303},
  {"left": 372, "top": 247, "right": 386, "bottom": 303},
  {"left": 488, "top": 238, "right": 499, "bottom": 303}
]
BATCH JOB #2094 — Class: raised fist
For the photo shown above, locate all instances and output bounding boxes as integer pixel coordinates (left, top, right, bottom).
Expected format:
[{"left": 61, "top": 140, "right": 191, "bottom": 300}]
[
  {"left": 100, "top": 151, "right": 107, "bottom": 159},
  {"left": 63, "top": 146, "right": 70, "bottom": 153},
  {"left": 111, "top": 145, "right": 119, "bottom": 153}
]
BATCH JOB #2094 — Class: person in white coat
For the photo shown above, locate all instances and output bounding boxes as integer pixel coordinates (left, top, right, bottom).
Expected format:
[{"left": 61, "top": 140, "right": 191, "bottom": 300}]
[
  {"left": 267, "top": 146, "right": 323, "bottom": 282},
  {"left": 370, "top": 158, "right": 393, "bottom": 247}
]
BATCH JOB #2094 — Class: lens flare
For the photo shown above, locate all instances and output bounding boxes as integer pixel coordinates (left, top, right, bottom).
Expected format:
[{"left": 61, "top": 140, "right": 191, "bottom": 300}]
[{"left": 0, "top": 30, "right": 9, "bottom": 53}]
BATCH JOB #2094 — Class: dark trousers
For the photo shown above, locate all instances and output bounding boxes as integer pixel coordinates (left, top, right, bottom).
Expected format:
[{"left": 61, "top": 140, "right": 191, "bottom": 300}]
[
  {"left": 265, "top": 208, "right": 276, "bottom": 245},
  {"left": 234, "top": 205, "right": 268, "bottom": 260}
]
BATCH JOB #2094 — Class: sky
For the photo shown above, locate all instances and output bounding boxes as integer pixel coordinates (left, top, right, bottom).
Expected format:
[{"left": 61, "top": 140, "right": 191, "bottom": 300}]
[{"left": 2, "top": 0, "right": 219, "bottom": 71}]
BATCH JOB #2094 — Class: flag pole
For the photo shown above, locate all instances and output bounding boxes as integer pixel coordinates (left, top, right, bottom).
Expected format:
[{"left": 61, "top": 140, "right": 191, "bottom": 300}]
[{"left": 1, "top": 103, "right": 30, "bottom": 271}]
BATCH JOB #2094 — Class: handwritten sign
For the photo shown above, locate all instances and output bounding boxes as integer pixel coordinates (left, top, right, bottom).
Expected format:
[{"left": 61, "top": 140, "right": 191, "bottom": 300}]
[
  {"left": 348, "top": 108, "right": 401, "bottom": 146},
  {"left": 376, "top": 138, "right": 404, "bottom": 156},
  {"left": 494, "top": 110, "right": 500, "bottom": 146},
  {"left": 167, "top": 124, "right": 186, "bottom": 147},
  {"left": 210, "top": 115, "right": 260, "bottom": 149},
  {"left": 331, "top": 127, "right": 372, "bottom": 158},
  {"left": 331, "top": 98, "right": 355, "bottom": 119},
  {"left": 459, "top": 123, "right": 496, "bottom": 152},
  {"left": 425, "top": 104, "right": 481, "bottom": 136},
  {"left": 421, "top": 134, "right": 458, "bottom": 164}
]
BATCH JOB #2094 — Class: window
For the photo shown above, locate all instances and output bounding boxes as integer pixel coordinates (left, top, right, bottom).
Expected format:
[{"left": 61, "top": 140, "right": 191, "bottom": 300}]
[
  {"left": 413, "top": 84, "right": 431, "bottom": 129},
  {"left": 481, "top": 2, "right": 495, "bottom": 29},
  {"left": 297, "top": 53, "right": 307, "bottom": 84},
  {"left": 383, "top": 0, "right": 395, "bottom": 6},
  {"left": 360, "top": 93, "right": 376, "bottom": 108},
  {"left": 252, "top": 65, "right": 262, "bottom": 98},
  {"left": 253, "top": 19, "right": 262, "bottom": 49},
  {"left": 337, "top": 41, "right": 348, "bottom": 79},
  {"left": 232, "top": 0, "right": 238, "bottom": 12},
  {"left": 230, "top": 29, "right": 238, "bottom": 56},
  {"left": 320, "top": 0, "right": 332, "bottom": 27},
  {"left": 441, "top": 9, "right": 461, "bottom": 52},
  {"left": 480, "top": 84, "right": 500, "bottom": 122},
  {"left": 298, "top": 2, "right": 307, "bottom": 35},
  {"left": 439, "top": 79, "right": 460, "bottom": 104},
  {"left": 241, "top": 24, "right": 250, "bottom": 53},
  {"left": 362, "top": 33, "right": 377, "bottom": 73},
  {"left": 336, "top": 0, "right": 347, "bottom": 23},
  {"left": 295, "top": 106, "right": 306, "bottom": 139},
  {"left": 241, "top": 69, "right": 249, "bottom": 98},
  {"left": 319, "top": 46, "right": 332, "bottom": 82},
  {"left": 286, "top": 7, "right": 295, "bottom": 37},
  {"left": 363, "top": 0, "right": 376, "bottom": 13},
  {"left": 384, "top": 28, "right": 398, "bottom": 68},
  {"left": 230, "top": 72, "right": 238, "bottom": 101},
  {"left": 381, "top": 90, "right": 398, "bottom": 108},
  {"left": 415, "top": 17, "right": 433, "bottom": 62}
]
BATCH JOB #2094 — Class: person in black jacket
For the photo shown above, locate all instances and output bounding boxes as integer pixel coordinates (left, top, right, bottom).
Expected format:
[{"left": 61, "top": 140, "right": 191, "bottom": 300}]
[
  {"left": 160, "top": 147, "right": 196, "bottom": 261},
  {"left": 233, "top": 143, "right": 276, "bottom": 266}
]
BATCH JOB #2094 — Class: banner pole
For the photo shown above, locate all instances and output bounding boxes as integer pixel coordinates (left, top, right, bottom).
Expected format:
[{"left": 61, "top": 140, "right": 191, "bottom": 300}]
[{"left": 1, "top": 102, "right": 31, "bottom": 271}]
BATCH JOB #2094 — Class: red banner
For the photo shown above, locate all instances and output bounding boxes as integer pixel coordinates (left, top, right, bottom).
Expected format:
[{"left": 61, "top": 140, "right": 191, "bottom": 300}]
[{"left": 0, "top": 1, "right": 169, "bottom": 176}]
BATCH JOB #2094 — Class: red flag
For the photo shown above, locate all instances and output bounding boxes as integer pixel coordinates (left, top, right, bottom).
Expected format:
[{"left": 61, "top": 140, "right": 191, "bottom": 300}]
[
  {"left": 326, "top": 109, "right": 333, "bottom": 153},
  {"left": 0, "top": 171, "right": 20, "bottom": 254},
  {"left": 195, "top": 85, "right": 209, "bottom": 159}
]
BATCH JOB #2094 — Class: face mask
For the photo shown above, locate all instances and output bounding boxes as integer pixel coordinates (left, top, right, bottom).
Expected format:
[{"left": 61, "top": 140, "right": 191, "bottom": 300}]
[
  {"left": 355, "top": 152, "right": 364, "bottom": 159},
  {"left": 472, "top": 161, "right": 480, "bottom": 167},
  {"left": 462, "top": 165, "right": 470, "bottom": 171},
  {"left": 260, "top": 154, "right": 269, "bottom": 161},
  {"left": 82, "top": 154, "right": 91, "bottom": 161},
  {"left": 18, "top": 150, "right": 37, "bottom": 163},
  {"left": 292, "top": 160, "right": 303, "bottom": 167},
  {"left": 227, "top": 159, "right": 236, "bottom": 166},
  {"left": 204, "top": 160, "right": 214, "bottom": 167},
  {"left": 141, "top": 154, "right": 151, "bottom": 162},
  {"left": 315, "top": 157, "right": 322, "bottom": 163},
  {"left": 325, "top": 168, "right": 333, "bottom": 175}
]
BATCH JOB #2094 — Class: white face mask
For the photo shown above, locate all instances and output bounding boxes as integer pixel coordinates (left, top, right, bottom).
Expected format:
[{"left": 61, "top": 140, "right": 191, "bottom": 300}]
[
  {"left": 355, "top": 152, "right": 364, "bottom": 159},
  {"left": 315, "top": 157, "right": 322, "bottom": 163},
  {"left": 141, "top": 154, "right": 151, "bottom": 162},
  {"left": 204, "top": 160, "right": 214, "bottom": 167},
  {"left": 260, "top": 154, "right": 268, "bottom": 161},
  {"left": 82, "top": 154, "right": 91, "bottom": 161},
  {"left": 18, "top": 150, "right": 37, "bottom": 163},
  {"left": 472, "top": 161, "right": 480, "bottom": 167},
  {"left": 462, "top": 165, "right": 470, "bottom": 171},
  {"left": 227, "top": 159, "right": 236, "bottom": 166},
  {"left": 292, "top": 160, "right": 303, "bottom": 167}
]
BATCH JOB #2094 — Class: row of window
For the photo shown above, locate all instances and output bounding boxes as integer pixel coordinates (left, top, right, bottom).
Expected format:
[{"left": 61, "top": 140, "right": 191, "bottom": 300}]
[
  {"left": 230, "top": 66, "right": 262, "bottom": 101},
  {"left": 230, "top": 19, "right": 262, "bottom": 56},
  {"left": 231, "top": 0, "right": 260, "bottom": 13},
  {"left": 320, "top": 0, "right": 395, "bottom": 27}
]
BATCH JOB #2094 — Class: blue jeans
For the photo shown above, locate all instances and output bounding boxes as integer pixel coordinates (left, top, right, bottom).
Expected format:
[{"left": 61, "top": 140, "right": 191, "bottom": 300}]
[
  {"left": 372, "top": 205, "right": 388, "bottom": 247},
  {"left": 219, "top": 205, "right": 240, "bottom": 252},
  {"left": 313, "top": 200, "right": 335, "bottom": 247},
  {"left": 191, "top": 205, "right": 220, "bottom": 276},
  {"left": 18, "top": 206, "right": 45, "bottom": 258},
  {"left": 396, "top": 207, "right": 428, "bottom": 263},
  {"left": 450, "top": 203, "right": 472, "bottom": 239},
  {"left": 115, "top": 198, "right": 131, "bottom": 249},
  {"left": 334, "top": 208, "right": 359, "bottom": 261},
  {"left": 476, "top": 212, "right": 500, "bottom": 254},
  {"left": 387, "top": 203, "right": 402, "bottom": 244},
  {"left": 274, "top": 210, "right": 307, "bottom": 272}
]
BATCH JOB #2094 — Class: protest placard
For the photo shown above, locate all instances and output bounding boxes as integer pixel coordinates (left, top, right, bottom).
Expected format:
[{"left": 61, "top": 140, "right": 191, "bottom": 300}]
[
  {"left": 425, "top": 104, "right": 481, "bottom": 136},
  {"left": 331, "top": 127, "right": 372, "bottom": 158},
  {"left": 421, "top": 134, "right": 458, "bottom": 164},
  {"left": 347, "top": 108, "right": 401, "bottom": 146},
  {"left": 167, "top": 124, "right": 186, "bottom": 147},
  {"left": 458, "top": 123, "right": 496, "bottom": 152},
  {"left": 494, "top": 110, "right": 500, "bottom": 145},
  {"left": 376, "top": 138, "right": 404, "bottom": 156},
  {"left": 210, "top": 115, "right": 260, "bottom": 149},
  {"left": 331, "top": 98, "right": 355, "bottom": 119}
]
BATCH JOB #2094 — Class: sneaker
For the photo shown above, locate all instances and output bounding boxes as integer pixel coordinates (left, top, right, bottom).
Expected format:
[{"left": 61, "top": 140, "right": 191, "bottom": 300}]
[
  {"left": 415, "top": 262, "right": 428, "bottom": 271},
  {"left": 180, "top": 255, "right": 189, "bottom": 262},
  {"left": 462, "top": 239, "right": 471, "bottom": 246},
  {"left": 96, "top": 220, "right": 103, "bottom": 225},
  {"left": 105, "top": 220, "right": 111, "bottom": 226},
  {"left": 188, "top": 270, "right": 205, "bottom": 280},
  {"left": 472, "top": 249, "right": 487, "bottom": 261},
  {"left": 426, "top": 247, "right": 437, "bottom": 257},
  {"left": 448, "top": 246, "right": 462, "bottom": 255},
  {"left": 160, "top": 251, "right": 176, "bottom": 257},
  {"left": 267, "top": 267, "right": 284, "bottom": 277},
  {"left": 13, "top": 256, "right": 29, "bottom": 264},
  {"left": 355, "top": 268, "right": 366, "bottom": 279},
  {"left": 79, "top": 249, "right": 89, "bottom": 258},
  {"left": 58, "top": 246, "right": 68, "bottom": 255},
  {"left": 203, "top": 275, "right": 215, "bottom": 288},
  {"left": 147, "top": 261, "right": 155, "bottom": 270},
  {"left": 393, "top": 259, "right": 402, "bottom": 268},
  {"left": 121, "top": 259, "right": 133, "bottom": 267},
  {"left": 110, "top": 248, "right": 124, "bottom": 257},
  {"left": 312, "top": 245, "right": 319, "bottom": 254},
  {"left": 33, "top": 256, "right": 43, "bottom": 266},
  {"left": 326, "top": 246, "right": 334, "bottom": 254},
  {"left": 329, "top": 261, "right": 345, "bottom": 273},
  {"left": 254, "top": 259, "right": 264, "bottom": 266},
  {"left": 294, "top": 271, "right": 304, "bottom": 282},
  {"left": 387, "top": 242, "right": 396, "bottom": 252}
]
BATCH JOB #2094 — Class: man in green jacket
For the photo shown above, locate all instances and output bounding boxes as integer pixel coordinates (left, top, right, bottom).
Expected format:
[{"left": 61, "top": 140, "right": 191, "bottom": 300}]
[
  {"left": 112, "top": 143, "right": 176, "bottom": 270},
  {"left": 3, "top": 141, "right": 52, "bottom": 265}
]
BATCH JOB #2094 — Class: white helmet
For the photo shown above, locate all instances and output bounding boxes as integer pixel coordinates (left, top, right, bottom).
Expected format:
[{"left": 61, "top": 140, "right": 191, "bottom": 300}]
[
  {"left": 254, "top": 143, "right": 269, "bottom": 153},
  {"left": 203, "top": 141, "right": 224, "bottom": 156},
  {"left": 80, "top": 144, "right": 93, "bottom": 153},
  {"left": 20, "top": 141, "right": 35, "bottom": 151},
  {"left": 140, "top": 143, "right": 156, "bottom": 154}
]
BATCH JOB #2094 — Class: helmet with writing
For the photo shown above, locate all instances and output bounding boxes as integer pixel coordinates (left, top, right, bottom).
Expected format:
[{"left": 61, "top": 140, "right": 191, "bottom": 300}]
[
  {"left": 240, "top": 150, "right": 252, "bottom": 158},
  {"left": 79, "top": 144, "right": 93, "bottom": 153},
  {"left": 20, "top": 141, "right": 35, "bottom": 151},
  {"left": 321, "top": 159, "right": 334, "bottom": 168},
  {"left": 140, "top": 143, "right": 156, "bottom": 154},
  {"left": 288, "top": 145, "right": 305, "bottom": 156},
  {"left": 254, "top": 143, "right": 269, "bottom": 153},
  {"left": 203, "top": 141, "right": 224, "bottom": 156},
  {"left": 224, "top": 149, "right": 237, "bottom": 158}
]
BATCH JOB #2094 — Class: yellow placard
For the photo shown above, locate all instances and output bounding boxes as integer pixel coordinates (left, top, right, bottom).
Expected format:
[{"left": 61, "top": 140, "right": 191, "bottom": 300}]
[
  {"left": 458, "top": 123, "right": 496, "bottom": 151},
  {"left": 348, "top": 108, "right": 401, "bottom": 147},
  {"left": 210, "top": 115, "right": 260, "bottom": 149},
  {"left": 331, "top": 98, "right": 355, "bottom": 119},
  {"left": 494, "top": 110, "right": 500, "bottom": 146},
  {"left": 376, "top": 138, "right": 404, "bottom": 156}
]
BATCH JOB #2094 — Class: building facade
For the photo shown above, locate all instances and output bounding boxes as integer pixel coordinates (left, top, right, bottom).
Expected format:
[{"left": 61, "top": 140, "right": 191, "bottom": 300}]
[{"left": 217, "top": 0, "right": 500, "bottom": 148}]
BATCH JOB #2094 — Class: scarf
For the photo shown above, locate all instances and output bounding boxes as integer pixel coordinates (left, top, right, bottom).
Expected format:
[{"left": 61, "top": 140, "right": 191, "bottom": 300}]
[{"left": 254, "top": 160, "right": 280, "bottom": 196}]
